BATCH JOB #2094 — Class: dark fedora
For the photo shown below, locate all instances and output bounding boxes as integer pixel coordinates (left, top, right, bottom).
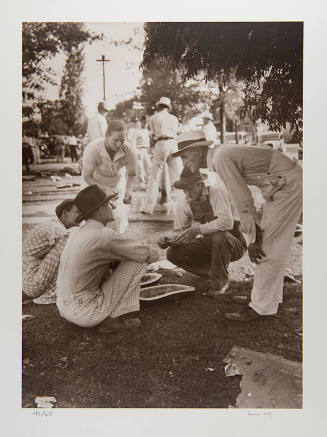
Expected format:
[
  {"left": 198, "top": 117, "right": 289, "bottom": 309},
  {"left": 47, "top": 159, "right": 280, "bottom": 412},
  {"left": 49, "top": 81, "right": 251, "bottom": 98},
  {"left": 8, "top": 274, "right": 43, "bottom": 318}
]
[
  {"left": 75, "top": 185, "right": 118, "bottom": 223},
  {"left": 173, "top": 168, "right": 204, "bottom": 190},
  {"left": 172, "top": 130, "right": 213, "bottom": 158}
]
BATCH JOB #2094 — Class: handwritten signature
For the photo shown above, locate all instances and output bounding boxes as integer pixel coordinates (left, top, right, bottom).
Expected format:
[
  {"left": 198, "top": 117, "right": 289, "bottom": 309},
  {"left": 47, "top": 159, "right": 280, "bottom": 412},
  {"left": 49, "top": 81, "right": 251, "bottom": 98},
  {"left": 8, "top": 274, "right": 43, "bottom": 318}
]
[{"left": 248, "top": 410, "right": 272, "bottom": 416}]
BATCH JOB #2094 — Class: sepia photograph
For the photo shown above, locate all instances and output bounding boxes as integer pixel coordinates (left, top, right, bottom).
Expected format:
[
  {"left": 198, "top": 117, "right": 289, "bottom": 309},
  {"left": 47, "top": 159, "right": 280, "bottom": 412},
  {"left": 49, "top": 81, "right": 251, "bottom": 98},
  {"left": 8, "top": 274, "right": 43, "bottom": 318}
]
[
  {"left": 0, "top": 0, "right": 325, "bottom": 433},
  {"left": 21, "top": 20, "right": 305, "bottom": 411}
]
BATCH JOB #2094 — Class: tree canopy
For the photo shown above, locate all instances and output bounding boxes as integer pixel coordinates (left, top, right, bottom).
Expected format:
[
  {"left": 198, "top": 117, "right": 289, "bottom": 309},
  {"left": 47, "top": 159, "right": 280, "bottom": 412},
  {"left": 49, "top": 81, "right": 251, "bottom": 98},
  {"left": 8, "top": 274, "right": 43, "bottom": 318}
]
[
  {"left": 142, "top": 22, "right": 303, "bottom": 139},
  {"left": 59, "top": 47, "right": 87, "bottom": 135},
  {"left": 22, "top": 22, "right": 101, "bottom": 90},
  {"left": 139, "top": 59, "right": 204, "bottom": 121}
]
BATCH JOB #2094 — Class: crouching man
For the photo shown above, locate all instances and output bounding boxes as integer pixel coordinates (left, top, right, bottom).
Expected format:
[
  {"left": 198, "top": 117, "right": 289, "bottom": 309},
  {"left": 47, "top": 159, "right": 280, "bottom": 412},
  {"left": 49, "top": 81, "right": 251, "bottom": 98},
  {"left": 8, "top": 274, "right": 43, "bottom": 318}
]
[
  {"left": 22, "top": 199, "right": 80, "bottom": 304},
  {"left": 56, "top": 185, "right": 159, "bottom": 332},
  {"left": 158, "top": 168, "right": 247, "bottom": 295}
]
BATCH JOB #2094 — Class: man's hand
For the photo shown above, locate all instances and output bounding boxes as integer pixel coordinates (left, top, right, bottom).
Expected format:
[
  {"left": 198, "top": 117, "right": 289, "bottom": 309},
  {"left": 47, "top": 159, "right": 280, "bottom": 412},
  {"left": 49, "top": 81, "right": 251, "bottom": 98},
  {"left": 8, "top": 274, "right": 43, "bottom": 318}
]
[
  {"left": 173, "top": 225, "right": 201, "bottom": 246},
  {"left": 248, "top": 243, "right": 266, "bottom": 264},
  {"left": 157, "top": 236, "right": 169, "bottom": 249},
  {"left": 123, "top": 194, "right": 132, "bottom": 204},
  {"left": 158, "top": 233, "right": 179, "bottom": 249},
  {"left": 240, "top": 213, "right": 256, "bottom": 236}
]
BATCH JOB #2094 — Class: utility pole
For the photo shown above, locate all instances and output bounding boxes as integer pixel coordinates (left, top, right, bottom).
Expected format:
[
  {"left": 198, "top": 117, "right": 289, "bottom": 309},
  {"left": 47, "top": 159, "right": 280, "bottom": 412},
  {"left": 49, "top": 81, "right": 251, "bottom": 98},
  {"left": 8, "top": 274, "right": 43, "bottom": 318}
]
[{"left": 96, "top": 55, "right": 111, "bottom": 101}]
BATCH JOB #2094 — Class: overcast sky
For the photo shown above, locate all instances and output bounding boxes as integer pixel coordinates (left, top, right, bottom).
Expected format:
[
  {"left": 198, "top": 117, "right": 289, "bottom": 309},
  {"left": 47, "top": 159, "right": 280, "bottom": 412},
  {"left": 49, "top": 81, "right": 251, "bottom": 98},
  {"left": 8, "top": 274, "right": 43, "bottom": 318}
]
[{"left": 44, "top": 22, "right": 145, "bottom": 117}]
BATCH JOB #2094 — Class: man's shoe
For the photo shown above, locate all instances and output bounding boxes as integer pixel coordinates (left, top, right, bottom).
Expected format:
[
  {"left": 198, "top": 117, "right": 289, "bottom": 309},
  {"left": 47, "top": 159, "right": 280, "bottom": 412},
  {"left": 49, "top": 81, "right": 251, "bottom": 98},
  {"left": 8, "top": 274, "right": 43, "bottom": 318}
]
[
  {"left": 224, "top": 306, "right": 262, "bottom": 321},
  {"left": 230, "top": 295, "right": 250, "bottom": 304},
  {"left": 22, "top": 291, "right": 33, "bottom": 305},
  {"left": 206, "top": 283, "right": 229, "bottom": 297},
  {"left": 98, "top": 317, "right": 141, "bottom": 333}
]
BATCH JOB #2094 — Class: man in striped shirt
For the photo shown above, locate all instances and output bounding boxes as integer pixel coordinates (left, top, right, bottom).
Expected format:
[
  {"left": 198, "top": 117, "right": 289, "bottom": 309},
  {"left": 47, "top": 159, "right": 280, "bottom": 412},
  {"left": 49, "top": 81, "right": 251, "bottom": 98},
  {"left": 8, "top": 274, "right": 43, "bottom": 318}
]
[{"left": 22, "top": 199, "right": 80, "bottom": 305}]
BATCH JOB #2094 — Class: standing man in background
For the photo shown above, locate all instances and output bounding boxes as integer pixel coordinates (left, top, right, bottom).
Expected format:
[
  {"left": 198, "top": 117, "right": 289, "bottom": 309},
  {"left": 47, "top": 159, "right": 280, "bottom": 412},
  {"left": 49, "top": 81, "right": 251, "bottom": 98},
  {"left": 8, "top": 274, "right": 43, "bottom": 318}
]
[
  {"left": 148, "top": 110, "right": 170, "bottom": 206},
  {"left": 55, "top": 134, "right": 66, "bottom": 163},
  {"left": 201, "top": 112, "right": 219, "bottom": 170},
  {"left": 141, "top": 97, "right": 182, "bottom": 214},
  {"left": 67, "top": 132, "right": 79, "bottom": 163},
  {"left": 132, "top": 117, "right": 151, "bottom": 191},
  {"left": 87, "top": 101, "right": 110, "bottom": 142},
  {"left": 30, "top": 135, "right": 41, "bottom": 165},
  {"left": 202, "top": 112, "right": 218, "bottom": 145}
]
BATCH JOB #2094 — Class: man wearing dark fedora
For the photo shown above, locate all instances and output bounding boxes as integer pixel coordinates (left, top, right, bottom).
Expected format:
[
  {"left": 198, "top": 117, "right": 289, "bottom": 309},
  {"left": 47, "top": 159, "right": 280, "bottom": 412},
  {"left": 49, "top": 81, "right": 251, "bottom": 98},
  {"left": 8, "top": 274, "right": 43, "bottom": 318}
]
[
  {"left": 141, "top": 96, "right": 182, "bottom": 215},
  {"left": 22, "top": 199, "right": 80, "bottom": 305},
  {"left": 158, "top": 165, "right": 247, "bottom": 296},
  {"left": 56, "top": 184, "right": 159, "bottom": 332}
]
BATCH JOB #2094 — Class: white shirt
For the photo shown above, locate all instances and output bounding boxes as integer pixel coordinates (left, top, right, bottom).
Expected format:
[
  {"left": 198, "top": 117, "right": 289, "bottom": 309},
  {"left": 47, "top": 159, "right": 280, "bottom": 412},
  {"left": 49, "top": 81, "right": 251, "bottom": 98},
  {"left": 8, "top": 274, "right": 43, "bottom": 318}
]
[
  {"left": 67, "top": 135, "right": 77, "bottom": 146},
  {"left": 203, "top": 122, "right": 218, "bottom": 143},
  {"left": 82, "top": 137, "right": 137, "bottom": 194},
  {"left": 87, "top": 113, "right": 108, "bottom": 142},
  {"left": 148, "top": 110, "right": 179, "bottom": 140},
  {"left": 132, "top": 128, "right": 150, "bottom": 149}
]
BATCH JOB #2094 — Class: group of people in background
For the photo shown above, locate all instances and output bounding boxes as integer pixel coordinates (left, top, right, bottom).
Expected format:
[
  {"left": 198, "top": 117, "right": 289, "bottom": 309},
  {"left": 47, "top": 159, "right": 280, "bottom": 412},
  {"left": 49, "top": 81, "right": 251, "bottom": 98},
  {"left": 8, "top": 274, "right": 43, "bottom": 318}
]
[
  {"left": 22, "top": 132, "right": 87, "bottom": 171},
  {"left": 22, "top": 95, "right": 302, "bottom": 329}
]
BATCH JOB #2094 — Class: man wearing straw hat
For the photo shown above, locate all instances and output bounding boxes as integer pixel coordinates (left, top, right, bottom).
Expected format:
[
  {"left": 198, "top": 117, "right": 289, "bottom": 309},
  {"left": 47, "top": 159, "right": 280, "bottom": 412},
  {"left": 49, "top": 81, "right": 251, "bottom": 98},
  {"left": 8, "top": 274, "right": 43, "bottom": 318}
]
[
  {"left": 201, "top": 111, "right": 218, "bottom": 145},
  {"left": 141, "top": 97, "right": 182, "bottom": 215},
  {"left": 159, "top": 131, "right": 247, "bottom": 295},
  {"left": 56, "top": 185, "right": 159, "bottom": 332}
]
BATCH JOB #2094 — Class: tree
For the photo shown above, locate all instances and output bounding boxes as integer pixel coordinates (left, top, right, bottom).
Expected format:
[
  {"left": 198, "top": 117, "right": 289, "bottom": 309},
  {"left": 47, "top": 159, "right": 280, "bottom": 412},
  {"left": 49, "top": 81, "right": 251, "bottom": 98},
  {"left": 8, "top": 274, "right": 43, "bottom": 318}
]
[
  {"left": 142, "top": 22, "right": 303, "bottom": 141},
  {"left": 202, "top": 70, "right": 245, "bottom": 143},
  {"left": 36, "top": 100, "right": 62, "bottom": 135},
  {"left": 109, "top": 96, "right": 137, "bottom": 121},
  {"left": 58, "top": 47, "right": 87, "bottom": 135},
  {"left": 139, "top": 59, "right": 205, "bottom": 122},
  {"left": 22, "top": 22, "right": 101, "bottom": 90}
]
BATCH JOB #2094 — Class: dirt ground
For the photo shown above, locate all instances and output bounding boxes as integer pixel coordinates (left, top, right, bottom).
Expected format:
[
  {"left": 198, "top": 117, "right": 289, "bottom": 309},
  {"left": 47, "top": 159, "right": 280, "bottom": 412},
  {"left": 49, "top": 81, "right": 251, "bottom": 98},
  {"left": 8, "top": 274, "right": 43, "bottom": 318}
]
[{"left": 22, "top": 221, "right": 302, "bottom": 408}]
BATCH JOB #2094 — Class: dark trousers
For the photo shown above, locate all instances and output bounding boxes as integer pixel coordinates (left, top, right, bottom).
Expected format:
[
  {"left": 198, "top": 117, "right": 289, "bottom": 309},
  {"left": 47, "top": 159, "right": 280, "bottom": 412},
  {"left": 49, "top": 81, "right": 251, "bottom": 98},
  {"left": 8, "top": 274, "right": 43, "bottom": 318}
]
[
  {"left": 167, "top": 228, "right": 247, "bottom": 289},
  {"left": 22, "top": 146, "right": 32, "bottom": 172},
  {"left": 69, "top": 146, "right": 78, "bottom": 162}
]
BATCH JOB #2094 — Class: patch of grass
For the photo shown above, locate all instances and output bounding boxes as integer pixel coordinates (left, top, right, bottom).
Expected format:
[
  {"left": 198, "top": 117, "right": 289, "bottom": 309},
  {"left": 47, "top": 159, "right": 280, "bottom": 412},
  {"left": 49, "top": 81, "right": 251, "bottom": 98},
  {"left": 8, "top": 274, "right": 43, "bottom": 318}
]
[{"left": 22, "top": 223, "right": 302, "bottom": 408}]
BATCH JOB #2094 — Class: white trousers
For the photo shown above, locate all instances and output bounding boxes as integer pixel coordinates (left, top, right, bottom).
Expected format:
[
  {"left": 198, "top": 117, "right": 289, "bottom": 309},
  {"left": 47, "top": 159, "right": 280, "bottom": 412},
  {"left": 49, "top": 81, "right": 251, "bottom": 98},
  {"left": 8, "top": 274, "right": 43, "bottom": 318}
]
[
  {"left": 142, "top": 139, "right": 182, "bottom": 213},
  {"left": 250, "top": 165, "right": 303, "bottom": 315},
  {"left": 136, "top": 148, "right": 151, "bottom": 185}
]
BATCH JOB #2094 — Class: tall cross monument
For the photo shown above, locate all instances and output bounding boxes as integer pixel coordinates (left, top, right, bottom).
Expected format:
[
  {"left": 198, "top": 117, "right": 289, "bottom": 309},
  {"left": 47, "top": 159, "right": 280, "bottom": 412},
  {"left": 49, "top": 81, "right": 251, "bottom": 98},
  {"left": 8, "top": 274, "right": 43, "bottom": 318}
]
[{"left": 96, "top": 54, "right": 111, "bottom": 101}]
